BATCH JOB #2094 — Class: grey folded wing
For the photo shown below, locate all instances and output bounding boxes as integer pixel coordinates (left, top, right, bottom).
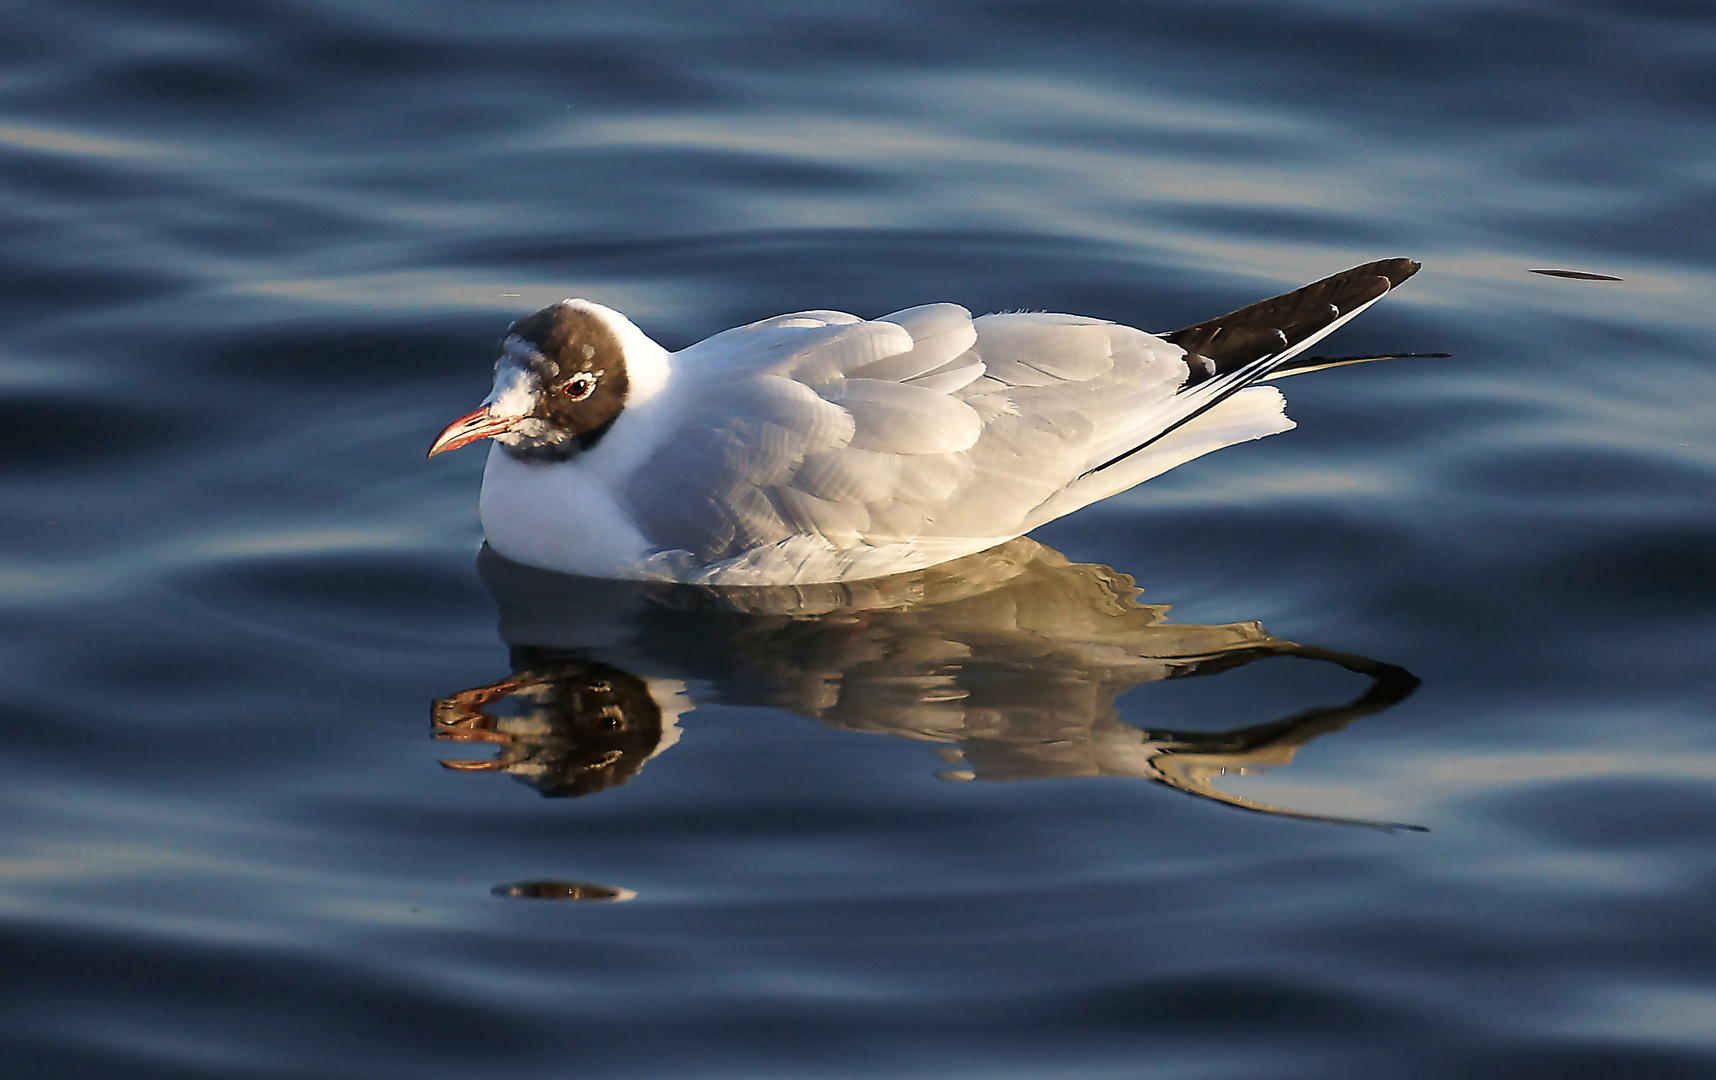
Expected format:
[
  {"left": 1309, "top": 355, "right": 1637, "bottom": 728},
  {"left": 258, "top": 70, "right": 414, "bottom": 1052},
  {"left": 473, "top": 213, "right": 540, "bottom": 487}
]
[{"left": 623, "top": 305, "right": 1191, "bottom": 568}]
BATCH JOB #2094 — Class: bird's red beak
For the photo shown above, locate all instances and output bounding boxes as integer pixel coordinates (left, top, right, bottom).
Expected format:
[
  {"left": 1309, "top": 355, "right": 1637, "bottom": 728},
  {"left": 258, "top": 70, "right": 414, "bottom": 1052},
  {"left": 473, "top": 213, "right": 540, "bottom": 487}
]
[{"left": 428, "top": 407, "right": 514, "bottom": 458}]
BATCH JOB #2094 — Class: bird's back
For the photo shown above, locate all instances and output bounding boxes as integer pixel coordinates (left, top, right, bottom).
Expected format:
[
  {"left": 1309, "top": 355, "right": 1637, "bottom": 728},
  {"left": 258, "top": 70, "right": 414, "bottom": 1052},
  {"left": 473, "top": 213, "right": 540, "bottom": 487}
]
[{"left": 615, "top": 302, "right": 1285, "bottom": 584}]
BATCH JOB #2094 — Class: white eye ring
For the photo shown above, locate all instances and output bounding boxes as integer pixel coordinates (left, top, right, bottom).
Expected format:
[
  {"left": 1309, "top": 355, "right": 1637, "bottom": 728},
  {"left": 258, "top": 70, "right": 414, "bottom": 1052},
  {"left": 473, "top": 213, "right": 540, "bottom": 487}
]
[{"left": 563, "top": 372, "right": 599, "bottom": 401}]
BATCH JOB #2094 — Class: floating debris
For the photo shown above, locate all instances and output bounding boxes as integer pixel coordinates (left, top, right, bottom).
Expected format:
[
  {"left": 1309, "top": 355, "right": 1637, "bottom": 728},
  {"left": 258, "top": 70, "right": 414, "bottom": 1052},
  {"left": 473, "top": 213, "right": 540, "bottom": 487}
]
[
  {"left": 492, "top": 879, "right": 637, "bottom": 902},
  {"left": 1529, "top": 268, "right": 1623, "bottom": 281}
]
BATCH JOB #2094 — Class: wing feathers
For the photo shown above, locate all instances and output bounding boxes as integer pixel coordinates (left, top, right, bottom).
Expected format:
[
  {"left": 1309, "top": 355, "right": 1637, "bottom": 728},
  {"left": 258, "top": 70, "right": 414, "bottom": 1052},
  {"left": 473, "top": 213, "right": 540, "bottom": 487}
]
[
  {"left": 1086, "top": 257, "right": 1421, "bottom": 474},
  {"left": 687, "top": 317, "right": 914, "bottom": 385},
  {"left": 846, "top": 304, "right": 979, "bottom": 382},
  {"left": 781, "top": 321, "right": 916, "bottom": 384},
  {"left": 828, "top": 380, "right": 984, "bottom": 454},
  {"left": 795, "top": 448, "right": 902, "bottom": 504},
  {"left": 771, "top": 487, "right": 870, "bottom": 545},
  {"left": 971, "top": 316, "right": 1115, "bottom": 386},
  {"left": 627, "top": 260, "right": 1416, "bottom": 581},
  {"left": 906, "top": 352, "right": 986, "bottom": 394},
  {"left": 891, "top": 452, "right": 974, "bottom": 504},
  {"left": 743, "top": 310, "right": 863, "bottom": 330}
]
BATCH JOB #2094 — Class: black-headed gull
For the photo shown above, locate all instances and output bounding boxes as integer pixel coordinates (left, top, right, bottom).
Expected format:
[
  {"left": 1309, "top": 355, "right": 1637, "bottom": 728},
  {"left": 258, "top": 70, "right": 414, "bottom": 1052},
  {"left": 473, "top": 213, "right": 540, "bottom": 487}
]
[{"left": 430, "top": 258, "right": 1419, "bottom": 584}]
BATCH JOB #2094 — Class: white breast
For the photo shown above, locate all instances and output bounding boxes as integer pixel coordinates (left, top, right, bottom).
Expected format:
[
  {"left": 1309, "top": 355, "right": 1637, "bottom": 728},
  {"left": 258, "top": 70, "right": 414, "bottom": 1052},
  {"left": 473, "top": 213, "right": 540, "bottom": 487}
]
[{"left": 479, "top": 443, "right": 652, "bottom": 576}]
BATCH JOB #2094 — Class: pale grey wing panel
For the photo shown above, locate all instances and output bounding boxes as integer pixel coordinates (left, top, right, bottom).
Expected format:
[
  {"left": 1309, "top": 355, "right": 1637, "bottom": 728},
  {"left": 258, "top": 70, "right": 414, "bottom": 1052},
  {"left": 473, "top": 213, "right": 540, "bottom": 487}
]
[
  {"left": 890, "top": 452, "right": 976, "bottom": 505},
  {"left": 919, "top": 313, "right": 1192, "bottom": 540},
  {"left": 845, "top": 304, "right": 978, "bottom": 383},
  {"left": 906, "top": 352, "right": 986, "bottom": 394},
  {"left": 781, "top": 321, "right": 917, "bottom": 384},
  {"left": 773, "top": 305, "right": 993, "bottom": 545},
  {"left": 746, "top": 310, "right": 863, "bottom": 328},
  {"left": 769, "top": 487, "right": 873, "bottom": 547},
  {"left": 633, "top": 311, "right": 1195, "bottom": 569},
  {"left": 825, "top": 379, "right": 984, "bottom": 454},
  {"left": 674, "top": 317, "right": 914, "bottom": 385},
  {"left": 920, "top": 424, "right": 1090, "bottom": 538},
  {"left": 905, "top": 315, "right": 1192, "bottom": 538},
  {"left": 635, "top": 311, "right": 990, "bottom": 567},
  {"left": 776, "top": 314, "right": 1191, "bottom": 548},
  {"left": 969, "top": 315, "right": 1116, "bottom": 387},
  {"left": 794, "top": 447, "right": 903, "bottom": 503},
  {"left": 625, "top": 374, "right": 858, "bottom": 563},
  {"left": 1079, "top": 325, "right": 1199, "bottom": 466}
]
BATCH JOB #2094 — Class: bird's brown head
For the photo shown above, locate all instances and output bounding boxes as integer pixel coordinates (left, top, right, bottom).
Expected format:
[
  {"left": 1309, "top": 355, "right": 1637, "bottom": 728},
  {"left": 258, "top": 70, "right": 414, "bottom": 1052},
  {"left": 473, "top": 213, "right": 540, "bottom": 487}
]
[{"left": 428, "top": 300, "right": 631, "bottom": 463}]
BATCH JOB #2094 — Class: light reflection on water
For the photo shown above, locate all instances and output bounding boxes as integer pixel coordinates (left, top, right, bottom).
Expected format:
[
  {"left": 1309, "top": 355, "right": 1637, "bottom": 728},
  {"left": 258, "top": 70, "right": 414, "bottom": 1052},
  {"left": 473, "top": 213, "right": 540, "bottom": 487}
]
[{"left": 440, "top": 540, "right": 1423, "bottom": 832}]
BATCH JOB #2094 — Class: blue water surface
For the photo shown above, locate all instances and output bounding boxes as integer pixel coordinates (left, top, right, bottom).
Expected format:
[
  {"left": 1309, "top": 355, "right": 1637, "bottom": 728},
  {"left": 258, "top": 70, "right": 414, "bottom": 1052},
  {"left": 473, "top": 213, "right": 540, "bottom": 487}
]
[{"left": 4, "top": 1, "right": 1716, "bottom": 1077}]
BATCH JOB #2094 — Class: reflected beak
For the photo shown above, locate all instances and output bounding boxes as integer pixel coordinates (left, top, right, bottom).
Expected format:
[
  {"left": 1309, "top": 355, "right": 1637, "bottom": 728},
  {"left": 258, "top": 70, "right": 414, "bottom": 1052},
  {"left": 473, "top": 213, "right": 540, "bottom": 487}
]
[{"left": 428, "top": 407, "right": 513, "bottom": 458}]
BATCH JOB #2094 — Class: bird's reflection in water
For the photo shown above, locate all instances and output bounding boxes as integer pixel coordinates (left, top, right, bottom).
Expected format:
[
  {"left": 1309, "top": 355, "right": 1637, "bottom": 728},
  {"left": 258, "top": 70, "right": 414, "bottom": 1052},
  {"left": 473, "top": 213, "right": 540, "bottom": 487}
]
[{"left": 435, "top": 538, "right": 1421, "bottom": 828}]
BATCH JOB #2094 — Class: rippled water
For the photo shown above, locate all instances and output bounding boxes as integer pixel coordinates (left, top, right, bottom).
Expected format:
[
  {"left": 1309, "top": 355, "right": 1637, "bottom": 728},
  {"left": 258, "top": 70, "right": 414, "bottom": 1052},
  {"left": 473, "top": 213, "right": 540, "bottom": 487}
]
[{"left": 6, "top": 1, "right": 1716, "bottom": 1076}]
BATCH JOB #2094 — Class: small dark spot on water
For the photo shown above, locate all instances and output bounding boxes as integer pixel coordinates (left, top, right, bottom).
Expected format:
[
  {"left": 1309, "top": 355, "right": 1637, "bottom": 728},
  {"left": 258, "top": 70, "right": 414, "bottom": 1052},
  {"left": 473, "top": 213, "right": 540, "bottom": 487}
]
[
  {"left": 1529, "top": 268, "right": 1624, "bottom": 280},
  {"left": 492, "top": 880, "right": 637, "bottom": 902}
]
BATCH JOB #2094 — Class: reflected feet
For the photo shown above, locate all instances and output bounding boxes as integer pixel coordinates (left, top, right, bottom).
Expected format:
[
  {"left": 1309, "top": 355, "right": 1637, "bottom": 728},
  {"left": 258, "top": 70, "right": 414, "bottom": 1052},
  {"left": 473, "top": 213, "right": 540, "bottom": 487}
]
[{"left": 434, "top": 538, "right": 1421, "bottom": 827}]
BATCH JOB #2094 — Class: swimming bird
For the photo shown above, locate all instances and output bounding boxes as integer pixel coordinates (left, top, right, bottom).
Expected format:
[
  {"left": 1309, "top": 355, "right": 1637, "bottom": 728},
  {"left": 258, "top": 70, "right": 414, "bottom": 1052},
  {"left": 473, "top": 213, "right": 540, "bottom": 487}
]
[{"left": 430, "top": 258, "right": 1420, "bottom": 585}]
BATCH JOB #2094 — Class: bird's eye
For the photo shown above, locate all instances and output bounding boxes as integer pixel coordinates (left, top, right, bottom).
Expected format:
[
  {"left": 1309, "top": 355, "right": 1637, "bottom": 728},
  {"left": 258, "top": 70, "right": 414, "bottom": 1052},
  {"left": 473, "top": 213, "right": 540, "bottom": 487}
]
[{"left": 563, "top": 372, "right": 598, "bottom": 401}]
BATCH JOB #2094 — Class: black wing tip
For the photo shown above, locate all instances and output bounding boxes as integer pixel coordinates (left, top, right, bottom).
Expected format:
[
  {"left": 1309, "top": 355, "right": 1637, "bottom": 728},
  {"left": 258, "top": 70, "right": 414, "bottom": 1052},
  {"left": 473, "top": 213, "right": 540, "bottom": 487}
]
[
  {"left": 1274, "top": 256, "right": 1421, "bottom": 297},
  {"left": 1161, "top": 256, "right": 1422, "bottom": 380},
  {"left": 1091, "top": 257, "right": 1424, "bottom": 475},
  {"left": 1356, "top": 256, "right": 1421, "bottom": 289}
]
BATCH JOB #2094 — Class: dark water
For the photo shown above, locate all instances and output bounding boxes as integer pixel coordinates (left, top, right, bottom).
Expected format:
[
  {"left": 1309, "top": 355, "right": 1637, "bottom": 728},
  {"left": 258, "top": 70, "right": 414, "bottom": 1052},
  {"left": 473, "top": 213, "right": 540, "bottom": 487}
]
[{"left": 6, "top": 1, "right": 1716, "bottom": 1076}]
